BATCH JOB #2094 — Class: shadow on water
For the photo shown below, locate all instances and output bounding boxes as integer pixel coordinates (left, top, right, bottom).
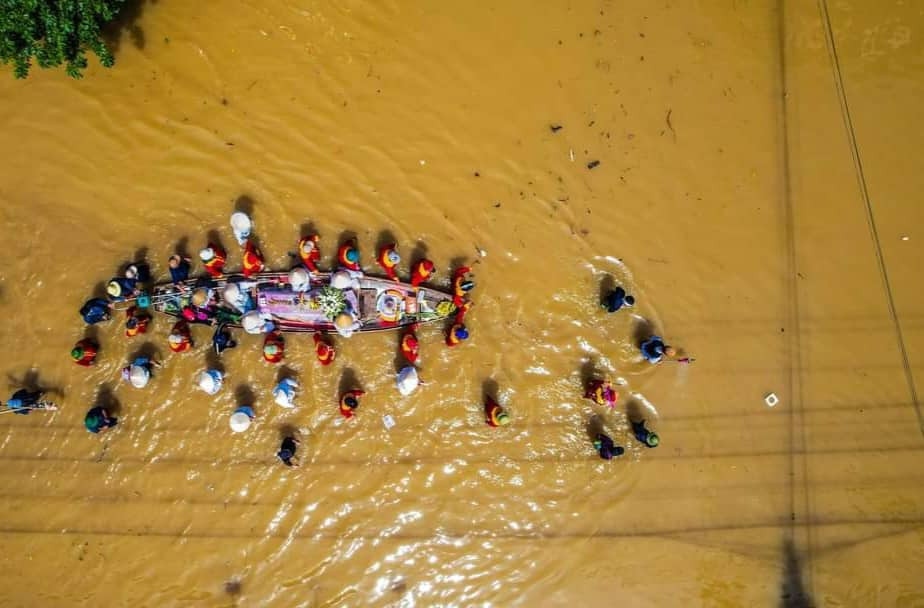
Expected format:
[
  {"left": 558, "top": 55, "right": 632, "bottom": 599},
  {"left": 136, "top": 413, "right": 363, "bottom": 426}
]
[
  {"left": 625, "top": 397, "right": 646, "bottom": 424},
  {"left": 206, "top": 230, "right": 227, "bottom": 256},
  {"left": 6, "top": 368, "right": 63, "bottom": 396},
  {"left": 598, "top": 274, "right": 616, "bottom": 307},
  {"left": 101, "top": 0, "right": 154, "bottom": 56},
  {"left": 276, "top": 365, "right": 298, "bottom": 384},
  {"left": 335, "top": 230, "right": 358, "bottom": 269},
  {"left": 129, "top": 342, "right": 161, "bottom": 363},
  {"left": 234, "top": 195, "right": 255, "bottom": 216},
  {"left": 91, "top": 281, "right": 108, "bottom": 299},
  {"left": 234, "top": 385, "right": 256, "bottom": 408},
  {"left": 277, "top": 424, "right": 299, "bottom": 441},
  {"left": 338, "top": 367, "right": 360, "bottom": 396},
  {"left": 409, "top": 241, "right": 429, "bottom": 270},
  {"left": 632, "top": 317, "right": 656, "bottom": 347},
  {"left": 585, "top": 413, "right": 604, "bottom": 443},
  {"left": 173, "top": 237, "right": 190, "bottom": 259},
  {"left": 780, "top": 539, "right": 814, "bottom": 608},
  {"left": 375, "top": 229, "right": 397, "bottom": 255},
  {"left": 94, "top": 384, "right": 120, "bottom": 416},
  {"left": 204, "top": 347, "right": 224, "bottom": 374},
  {"left": 481, "top": 378, "right": 499, "bottom": 403},
  {"left": 579, "top": 358, "right": 605, "bottom": 388}
]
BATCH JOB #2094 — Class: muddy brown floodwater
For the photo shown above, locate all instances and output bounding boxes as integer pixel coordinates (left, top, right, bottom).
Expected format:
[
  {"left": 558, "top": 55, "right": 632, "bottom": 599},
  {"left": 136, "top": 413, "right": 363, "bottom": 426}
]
[{"left": 0, "top": 1, "right": 922, "bottom": 606}]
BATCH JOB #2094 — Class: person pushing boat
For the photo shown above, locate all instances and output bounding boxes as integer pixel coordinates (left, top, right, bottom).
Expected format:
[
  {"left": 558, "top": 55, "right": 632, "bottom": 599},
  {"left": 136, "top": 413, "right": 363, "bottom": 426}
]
[
  {"left": 339, "top": 389, "right": 365, "bottom": 419},
  {"left": 5, "top": 389, "right": 47, "bottom": 415},
  {"left": 603, "top": 285, "right": 634, "bottom": 313},
  {"left": 337, "top": 238, "right": 361, "bottom": 272},
  {"left": 376, "top": 243, "right": 401, "bottom": 281},
  {"left": 484, "top": 396, "right": 510, "bottom": 427},
  {"left": 242, "top": 239, "right": 266, "bottom": 278},
  {"left": 297, "top": 234, "right": 321, "bottom": 273},
  {"left": 639, "top": 335, "right": 675, "bottom": 365},
  {"left": 313, "top": 334, "right": 336, "bottom": 366},
  {"left": 632, "top": 419, "right": 660, "bottom": 448},
  {"left": 410, "top": 259, "right": 435, "bottom": 287},
  {"left": 168, "top": 320, "right": 192, "bottom": 353},
  {"left": 84, "top": 406, "right": 117, "bottom": 433},
  {"left": 199, "top": 243, "right": 227, "bottom": 278},
  {"left": 451, "top": 266, "right": 475, "bottom": 307},
  {"left": 71, "top": 338, "right": 99, "bottom": 367},
  {"left": 593, "top": 432, "right": 625, "bottom": 460}
]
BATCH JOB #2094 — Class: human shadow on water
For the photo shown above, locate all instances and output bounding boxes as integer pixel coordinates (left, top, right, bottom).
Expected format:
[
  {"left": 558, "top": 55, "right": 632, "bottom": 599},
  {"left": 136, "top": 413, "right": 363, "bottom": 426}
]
[
  {"left": 234, "top": 384, "right": 256, "bottom": 408},
  {"left": 338, "top": 367, "right": 360, "bottom": 395},
  {"left": 632, "top": 317, "right": 656, "bottom": 347},
  {"left": 300, "top": 222, "right": 318, "bottom": 240},
  {"left": 91, "top": 281, "right": 108, "bottom": 299},
  {"left": 779, "top": 539, "right": 814, "bottom": 608},
  {"left": 82, "top": 325, "right": 100, "bottom": 345},
  {"left": 277, "top": 424, "right": 299, "bottom": 441},
  {"left": 482, "top": 378, "right": 499, "bottom": 403},
  {"left": 276, "top": 365, "right": 298, "bottom": 384},
  {"left": 223, "top": 577, "right": 242, "bottom": 602},
  {"left": 206, "top": 230, "right": 227, "bottom": 254},
  {"left": 204, "top": 349, "right": 224, "bottom": 375},
  {"left": 129, "top": 342, "right": 161, "bottom": 364},
  {"left": 579, "top": 358, "right": 605, "bottom": 389},
  {"left": 234, "top": 195, "right": 255, "bottom": 217},
  {"left": 173, "top": 236, "right": 190, "bottom": 259},
  {"left": 6, "top": 369, "right": 63, "bottom": 397},
  {"left": 625, "top": 397, "right": 646, "bottom": 424},
  {"left": 409, "top": 241, "right": 429, "bottom": 270},
  {"left": 94, "top": 384, "right": 121, "bottom": 416},
  {"left": 375, "top": 229, "right": 398, "bottom": 255},
  {"left": 598, "top": 274, "right": 616, "bottom": 308},
  {"left": 585, "top": 413, "right": 605, "bottom": 443}
]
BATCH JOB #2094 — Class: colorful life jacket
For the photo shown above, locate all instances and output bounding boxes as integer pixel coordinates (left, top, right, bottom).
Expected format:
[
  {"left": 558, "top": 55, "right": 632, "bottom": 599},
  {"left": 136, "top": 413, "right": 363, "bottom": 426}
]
[
  {"left": 263, "top": 331, "right": 285, "bottom": 363},
  {"left": 337, "top": 239, "right": 360, "bottom": 271},
  {"left": 242, "top": 240, "right": 266, "bottom": 278},
  {"left": 376, "top": 244, "right": 400, "bottom": 280},
  {"left": 446, "top": 323, "right": 468, "bottom": 347},
  {"left": 339, "top": 390, "right": 364, "bottom": 418},
  {"left": 168, "top": 321, "right": 192, "bottom": 353},
  {"left": 203, "top": 244, "right": 227, "bottom": 278},
  {"left": 410, "top": 259, "right": 435, "bottom": 287},
  {"left": 400, "top": 332, "right": 419, "bottom": 364},
  {"left": 298, "top": 235, "right": 321, "bottom": 272},
  {"left": 313, "top": 334, "right": 336, "bottom": 365}
]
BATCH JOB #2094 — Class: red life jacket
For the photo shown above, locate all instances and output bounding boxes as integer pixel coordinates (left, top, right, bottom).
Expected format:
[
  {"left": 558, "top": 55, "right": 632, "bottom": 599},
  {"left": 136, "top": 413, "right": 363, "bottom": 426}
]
[
  {"left": 313, "top": 334, "right": 335, "bottom": 365},
  {"left": 452, "top": 266, "right": 471, "bottom": 306},
  {"left": 337, "top": 240, "right": 360, "bottom": 271},
  {"left": 485, "top": 399, "right": 506, "bottom": 427},
  {"left": 168, "top": 321, "right": 192, "bottom": 353},
  {"left": 203, "top": 244, "right": 227, "bottom": 278},
  {"left": 400, "top": 332, "right": 419, "bottom": 364},
  {"left": 446, "top": 323, "right": 467, "bottom": 347},
  {"left": 376, "top": 244, "right": 399, "bottom": 280},
  {"left": 298, "top": 235, "right": 321, "bottom": 272},
  {"left": 410, "top": 259, "right": 435, "bottom": 287},
  {"left": 242, "top": 240, "right": 265, "bottom": 278},
  {"left": 263, "top": 332, "right": 285, "bottom": 363},
  {"left": 339, "top": 390, "right": 364, "bottom": 418}
]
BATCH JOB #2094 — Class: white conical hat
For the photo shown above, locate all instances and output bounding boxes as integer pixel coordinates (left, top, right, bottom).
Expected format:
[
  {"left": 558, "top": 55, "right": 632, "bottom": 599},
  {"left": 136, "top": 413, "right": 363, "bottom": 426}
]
[
  {"left": 223, "top": 283, "right": 241, "bottom": 304},
  {"left": 197, "top": 370, "right": 223, "bottom": 395},
  {"left": 396, "top": 366, "right": 419, "bottom": 396},
  {"left": 199, "top": 247, "right": 215, "bottom": 262},
  {"left": 229, "top": 410, "right": 252, "bottom": 432},
  {"left": 331, "top": 271, "right": 352, "bottom": 289},
  {"left": 230, "top": 212, "right": 253, "bottom": 234},
  {"left": 274, "top": 382, "right": 295, "bottom": 408},
  {"left": 289, "top": 267, "right": 310, "bottom": 290},
  {"left": 241, "top": 311, "right": 264, "bottom": 333},
  {"left": 129, "top": 365, "right": 150, "bottom": 388}
]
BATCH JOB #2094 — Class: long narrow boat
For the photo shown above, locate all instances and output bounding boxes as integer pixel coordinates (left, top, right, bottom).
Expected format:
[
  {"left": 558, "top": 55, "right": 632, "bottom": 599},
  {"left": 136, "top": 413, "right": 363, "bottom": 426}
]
[{"left": 149, "top": 271, "right": 457, "bottom": 333}]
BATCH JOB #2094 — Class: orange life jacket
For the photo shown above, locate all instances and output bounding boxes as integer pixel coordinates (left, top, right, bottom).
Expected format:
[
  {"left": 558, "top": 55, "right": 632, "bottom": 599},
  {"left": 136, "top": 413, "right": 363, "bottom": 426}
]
[
  {"left": 485, "top": 399, "right": 506, "bottom": 427},
  {"left": 168, "top": 321, "right": 192, "bottom": 353},
  {"left": 446, "top": 323, "right": 467, "bottom": 347},
  {"left": 452, "top": 266, "right": 471, "bottom": 306}
]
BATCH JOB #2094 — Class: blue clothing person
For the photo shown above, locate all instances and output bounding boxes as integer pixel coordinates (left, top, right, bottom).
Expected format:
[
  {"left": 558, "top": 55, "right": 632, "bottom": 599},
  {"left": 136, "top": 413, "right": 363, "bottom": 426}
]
[
  {"left": 84, "top": 406, "right": 118, "bottom": 433},
  {"left": 6, "top": 389, "right": 43, "bottom": 415},
  {"left": 632, "top": 420, "right": 660, "bottom": 448},
  {"left": 603, "top": 286, "right": 635, "bottom": 313}
]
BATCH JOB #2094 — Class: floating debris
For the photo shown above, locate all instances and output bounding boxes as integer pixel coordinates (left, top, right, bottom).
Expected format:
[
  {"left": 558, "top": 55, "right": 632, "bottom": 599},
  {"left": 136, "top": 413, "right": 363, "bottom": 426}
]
[
  {"left": 587, "top": 160, "right": 600, "bottom": 170},
  {"left": 550, "top": 124, "right": 563, "bottom": 133}
]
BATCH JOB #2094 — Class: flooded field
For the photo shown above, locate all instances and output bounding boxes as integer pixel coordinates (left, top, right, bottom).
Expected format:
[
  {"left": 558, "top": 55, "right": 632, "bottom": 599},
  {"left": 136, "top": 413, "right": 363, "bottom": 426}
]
[{"left": 0, "top": 0, "right": 921, "bottom": 606}]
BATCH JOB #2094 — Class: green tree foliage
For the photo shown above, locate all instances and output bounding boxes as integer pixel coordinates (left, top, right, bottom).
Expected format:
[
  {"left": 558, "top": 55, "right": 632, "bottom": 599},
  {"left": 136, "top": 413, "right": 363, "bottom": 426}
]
[{"left": 0, "top": 0, "right": 126, "bottom": 78}]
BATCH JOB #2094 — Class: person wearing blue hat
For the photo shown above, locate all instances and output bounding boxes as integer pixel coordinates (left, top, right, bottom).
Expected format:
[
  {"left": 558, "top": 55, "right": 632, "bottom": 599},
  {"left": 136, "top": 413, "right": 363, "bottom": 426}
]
[
  {"left": 5, "top": 389, "right": 45, "bottom": 415},
  {"left": 446, "top": 323, "right": 469, "bottom": 347}
]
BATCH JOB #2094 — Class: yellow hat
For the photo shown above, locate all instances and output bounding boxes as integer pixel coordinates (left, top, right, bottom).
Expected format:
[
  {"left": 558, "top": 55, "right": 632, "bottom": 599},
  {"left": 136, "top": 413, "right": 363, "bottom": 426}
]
[
  {"left": 335, "top": 313, "right": 353, "bottom": 329},
  {"left": 191, "top": 288, "right": 208, "bottom": 307}
]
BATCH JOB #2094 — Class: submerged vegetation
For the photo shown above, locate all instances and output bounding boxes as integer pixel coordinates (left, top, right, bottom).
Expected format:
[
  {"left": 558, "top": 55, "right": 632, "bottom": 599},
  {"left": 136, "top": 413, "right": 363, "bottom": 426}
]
[{"left": 0, "top": 0, "right": 126, "bottom": 78}]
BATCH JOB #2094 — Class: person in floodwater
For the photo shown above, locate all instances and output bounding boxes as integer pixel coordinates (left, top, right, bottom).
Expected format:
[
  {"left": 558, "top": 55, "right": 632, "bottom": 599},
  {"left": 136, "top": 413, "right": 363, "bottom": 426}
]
[
  {"left": 273, "top": 377, "right": 299, "bottom": 409},
  {"left": 242, "top": 239, "right": 266, "bottom": 278},
  {"left": 121, "top": 356, "right": 160, "bottom": 389},
  {"left": 124, "top": 306, "right": 151, "bottom": 338},
  {"left": 263, "top": 331, "right": 285, "bottom": 364},
  {"left": 594, "top": 432, "right": 625, "bottom": 460},
  {"left": 339, "top": 389, "right": 365, "bottom": 419},
  {"left": 484, "top": 396, "right": 510, "bottom": 427},
  {"left": 84, "top": 406, "right": 118, "bottom": 433},
  {"left": 79, "top": 297, "right": 112, "bottom": 324},
  {"left": 199, "top": 244, "right": 227, "bottom": 278},
  {"left": 584, "top": 379, "right": 618, "bottom": 408},
  {"left": 212, "top": 322, "right": 238, "bottom": 355},
  {"left": 197, "top": 369, "right": 224, "bottom": 396},
  {"left": 6, "top": 389, "right": 45, "bottom": 415},
  {"left": 446, "top": 323, "right": 469, "bottom": 347},
  {"left": 297, "top": 234, "right": 321, "bottom": 273},
  {"left": 71, "top": 338, "right": 99, "bottom": 367},
  {"left": 337, "top": 238, "right": 361, "bottom": 272},
  {"left": 106, "top": 274, "right": 139, "bottom": 303},
  {"left": 167, "top": 320, "right": 192, "bottom": 353},
  {"left": 451, "top": 266, "right": 475, "bottom": 307},
  {"left": 603, "top": 286, "right": 635, "bottom": 313},
  {"left": 277, "top": 436, "right": 300, "bottom": 467},
  {"left": 639, "top": 335, "right": 676, "bottom": 365},
  {"left": 168, "top": 254, "right": 192, "bottom": 290},
  {"left": 400, "top": 329, "right": 419, "bottom": 365},
  {"left": 313, "top": 334, "right": 336, "bottom": 366},
  {"left": 410, "top": 259, "right": 435, "bottom": 286},
  {"left": 376, "top": 243, "right": 400, "bottom": 280},
  {"left": 632, "top": 419, "right": 660, "bottom": 448}
]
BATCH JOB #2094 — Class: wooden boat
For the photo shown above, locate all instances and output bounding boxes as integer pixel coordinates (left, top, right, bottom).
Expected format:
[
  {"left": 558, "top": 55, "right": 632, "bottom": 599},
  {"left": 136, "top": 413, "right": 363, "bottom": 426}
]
[{"left": 149, "top": 271, "right": 458, "bottom": 333}]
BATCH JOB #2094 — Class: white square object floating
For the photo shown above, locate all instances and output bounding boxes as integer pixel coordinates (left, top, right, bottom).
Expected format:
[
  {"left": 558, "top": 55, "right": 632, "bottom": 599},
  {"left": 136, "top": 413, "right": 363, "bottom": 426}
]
[
  {"left": 764, "top": 393, "right": 779, "bottom": 408},
  {"left": 383, "top": 414, "right": 396, "bottom": 430}
]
